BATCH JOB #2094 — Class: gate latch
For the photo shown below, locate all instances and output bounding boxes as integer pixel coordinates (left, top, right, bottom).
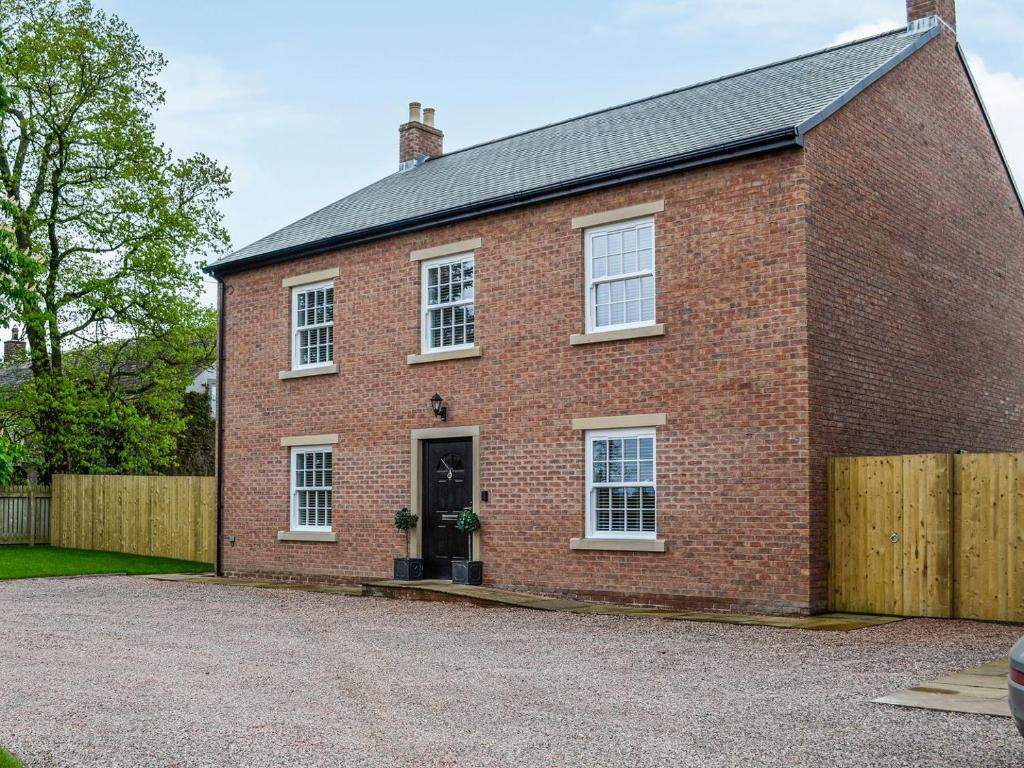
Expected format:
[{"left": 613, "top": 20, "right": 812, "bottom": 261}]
[{"left": 889, "top": 531, "right": 900, "bottom": 543}]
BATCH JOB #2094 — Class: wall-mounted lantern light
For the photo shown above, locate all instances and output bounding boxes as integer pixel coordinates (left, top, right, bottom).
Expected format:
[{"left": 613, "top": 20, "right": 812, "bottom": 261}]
[{"left": 430, "top": 392, "right": 447, "bottom": 421}]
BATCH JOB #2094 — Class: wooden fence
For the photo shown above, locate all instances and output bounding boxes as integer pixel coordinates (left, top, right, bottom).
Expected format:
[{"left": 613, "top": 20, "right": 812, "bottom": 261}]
[
  {"left": 0, "top": 485, "right": 52, "bottom": 544},
  {"left": 829, "top": 452, "right": 1024, "bottom": 622},
  {"left": 51, "top": 474, "right": 215, "bottom": 563}
]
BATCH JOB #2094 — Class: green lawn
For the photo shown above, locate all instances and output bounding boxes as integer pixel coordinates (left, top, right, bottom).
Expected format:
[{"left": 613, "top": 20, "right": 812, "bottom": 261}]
[
  {"left": 0, "top": 545, "right": 212, "bottom": 580},
  {"left": 0, "top": 747, "right": 23, "bottom": 768}
]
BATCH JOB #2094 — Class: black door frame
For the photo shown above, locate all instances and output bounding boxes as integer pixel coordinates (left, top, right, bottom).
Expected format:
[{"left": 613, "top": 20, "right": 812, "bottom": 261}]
[{"left": 409, "top": 426, "right": 481, "bottom": 569}]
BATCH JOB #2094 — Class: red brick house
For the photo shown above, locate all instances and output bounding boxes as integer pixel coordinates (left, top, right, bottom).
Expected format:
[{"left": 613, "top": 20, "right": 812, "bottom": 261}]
[{"left": 205, "top": 0, "right": 1024, "bottom": 614}]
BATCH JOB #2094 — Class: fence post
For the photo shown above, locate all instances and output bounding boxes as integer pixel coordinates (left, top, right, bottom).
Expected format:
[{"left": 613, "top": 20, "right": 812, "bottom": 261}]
[
  {"left": 27, "top": 484, "right": 35, "bottom": 547},
  {"left": 26, "top": 468, "right": 39, "bottom": 547}
]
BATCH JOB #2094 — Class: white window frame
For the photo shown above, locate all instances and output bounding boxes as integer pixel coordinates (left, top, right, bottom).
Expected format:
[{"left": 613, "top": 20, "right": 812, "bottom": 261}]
[
  {"left": 420, "top": 252, "right": 476, "bottom": 354},
  {"left": 585, "top": 427, "right": 657, "bottom": 540},
  {"left": 290, "top": 445, "right": 333, "bottom": 532},
  {"left": 583, "top": 216, "right": 656, "bottom": 334},
  {"left": 291, "top": 280, "right": 334, "bottom": 370}
]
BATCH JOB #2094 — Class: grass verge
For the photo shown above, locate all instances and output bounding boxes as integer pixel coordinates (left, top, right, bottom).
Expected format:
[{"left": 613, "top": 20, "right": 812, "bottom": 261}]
[
  {"left": 0, "top": 545, "right": 211, "bottom": 580},
  {"left": 0, "top": 747, "right": 24, "bottom": 768}
]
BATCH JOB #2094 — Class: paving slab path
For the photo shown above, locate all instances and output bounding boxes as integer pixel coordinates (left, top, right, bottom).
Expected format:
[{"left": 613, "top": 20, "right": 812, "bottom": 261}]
[{"left": 875, "top": 658, "right": 1011, "bottom": 717}]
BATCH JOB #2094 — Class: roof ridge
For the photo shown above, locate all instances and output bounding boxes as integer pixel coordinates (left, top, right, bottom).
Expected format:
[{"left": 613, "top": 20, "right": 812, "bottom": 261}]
[{"left": 434, "top": 26, "right": 908, "bottom": 162}]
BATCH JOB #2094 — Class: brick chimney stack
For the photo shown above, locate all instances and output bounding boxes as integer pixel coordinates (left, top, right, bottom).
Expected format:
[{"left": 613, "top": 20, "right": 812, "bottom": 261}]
[
  {"left": 399, "top": 101, "right": 443, "bottom": 170},
  {"left": 907, "top": 0, "right": 955, "bottom": 32},
  {"left": 3, "top": 326, "right": 26, "bottom": 361}
]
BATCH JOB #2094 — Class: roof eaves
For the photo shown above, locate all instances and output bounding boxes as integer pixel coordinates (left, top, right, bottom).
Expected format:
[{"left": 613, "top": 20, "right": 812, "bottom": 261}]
[
  {"left": 204, "top": 128, "right": 801, "bottom": 277},
  {"left": 795, "top": 23, "right": 940, "bottom": 138}
]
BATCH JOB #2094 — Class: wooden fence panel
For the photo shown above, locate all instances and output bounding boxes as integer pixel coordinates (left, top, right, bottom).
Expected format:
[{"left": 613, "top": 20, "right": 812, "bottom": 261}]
[
  {"left": 954, "top": 453, "right": 1024, "bottom": 622},
  {"left": 51, "top": 474, "right": 214, "bottom": 563},
  {"left": 0, "top": 486, "right": 52, "bottom": 544}
]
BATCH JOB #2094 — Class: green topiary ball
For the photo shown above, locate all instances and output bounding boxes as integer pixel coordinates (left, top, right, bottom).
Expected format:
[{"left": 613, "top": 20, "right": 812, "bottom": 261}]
[
  {"left": 394, "top": 507, "right": 418, "bottom": 531},
  {"left": 455, "top": 506, "right": 481, "bottom": 534}
]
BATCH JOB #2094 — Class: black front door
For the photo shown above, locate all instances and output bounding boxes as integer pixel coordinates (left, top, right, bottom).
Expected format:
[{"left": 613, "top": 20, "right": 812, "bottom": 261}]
[{"left": 422, "top": 438, "right": 473, "bottom": 579}]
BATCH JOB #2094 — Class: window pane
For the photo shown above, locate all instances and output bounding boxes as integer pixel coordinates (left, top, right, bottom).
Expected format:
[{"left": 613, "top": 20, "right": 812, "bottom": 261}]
[
  {"left": 623, "top": 228, "right": 637, "bottom": 253},
  {"left": 639, "top": 438, "right": 654, "bottom": 460},
  {"left": 626, "top": 301, "right": 640, "bottom": 323}
]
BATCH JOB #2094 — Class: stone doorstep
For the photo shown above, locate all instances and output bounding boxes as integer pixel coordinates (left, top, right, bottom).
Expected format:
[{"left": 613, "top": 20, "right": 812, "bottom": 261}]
[
  {"left": 146, "top": 573, "right": 902, "bottom": 631},
  {"left": 874, "top": 659, "right": 1011, "bottom": 718}
]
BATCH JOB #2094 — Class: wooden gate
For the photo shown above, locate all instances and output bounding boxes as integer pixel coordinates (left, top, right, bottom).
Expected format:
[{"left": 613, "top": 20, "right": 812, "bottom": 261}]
[
  {"left": 829, "top": 454, "right": 952, "bottom": 617},
  {"left": 829, "top": 452, "right": 1024, "bottom": 622}
]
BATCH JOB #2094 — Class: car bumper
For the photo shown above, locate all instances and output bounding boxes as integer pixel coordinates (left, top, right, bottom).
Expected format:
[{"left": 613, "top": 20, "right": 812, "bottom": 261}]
[{"left": 1009, "top": 675, "right": 1024, "bottom": 737}]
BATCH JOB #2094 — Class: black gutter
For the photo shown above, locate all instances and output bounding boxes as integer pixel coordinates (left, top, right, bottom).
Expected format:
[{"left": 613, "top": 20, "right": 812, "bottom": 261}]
[
  {"left": 214, "top": 278, "right": 225, "bottom": 577},
  {"left": 205, "top": 128, "right": 801, "bottom": 277}
]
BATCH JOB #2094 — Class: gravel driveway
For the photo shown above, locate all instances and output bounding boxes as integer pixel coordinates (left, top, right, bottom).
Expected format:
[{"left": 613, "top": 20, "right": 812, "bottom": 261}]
[{"left": 1, "top": 576, "right": 1021, "bottom": 767}]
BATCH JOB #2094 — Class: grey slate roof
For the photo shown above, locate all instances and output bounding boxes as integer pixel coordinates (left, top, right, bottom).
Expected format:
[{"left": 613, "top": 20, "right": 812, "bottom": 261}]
[{"left": 208, "top": 25, "right": 936, "bottom": 273}]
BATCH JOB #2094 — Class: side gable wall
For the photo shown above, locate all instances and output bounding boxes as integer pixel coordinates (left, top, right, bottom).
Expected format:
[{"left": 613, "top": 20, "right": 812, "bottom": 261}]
[{"left": 804, "top": 31, "right": 1024, "bottom": 609}]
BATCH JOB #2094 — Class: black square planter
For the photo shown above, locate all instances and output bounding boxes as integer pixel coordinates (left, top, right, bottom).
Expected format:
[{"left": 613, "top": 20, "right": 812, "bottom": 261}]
[
  {"left": 451, "top": 559, "right": 483, "bottom": 585},
  {"left": 393, "top": 557, "right": 424, "bottom": 581}
]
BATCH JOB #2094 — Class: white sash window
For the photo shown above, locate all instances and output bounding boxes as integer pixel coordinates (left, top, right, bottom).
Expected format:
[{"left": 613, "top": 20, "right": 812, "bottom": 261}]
[
  {"left": 585, "top": 428, "right": 657, "bottom": 539},
  {"left": 421, "top": 253, "right": 475, "bottom": 352},
  {"left": 584, "top": 218, "right": 656, "bottom": 333},
  {"left": 292, "top": 281, "right": 334, "bottom": 369},
  {"left": 291, "top": 446, "right": 333, "bottom": 531}
]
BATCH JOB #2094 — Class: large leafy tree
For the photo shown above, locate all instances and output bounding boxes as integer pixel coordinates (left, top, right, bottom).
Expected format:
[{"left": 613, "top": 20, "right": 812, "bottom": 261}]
[{"left": 0, "top": 0, "right": 229, "bottom": 478}]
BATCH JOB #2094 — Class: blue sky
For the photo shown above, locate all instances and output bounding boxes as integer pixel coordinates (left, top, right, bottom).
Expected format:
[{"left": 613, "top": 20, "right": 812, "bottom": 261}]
[{"left": 81, "top": 1, "right": 1024, "bottom": 305}]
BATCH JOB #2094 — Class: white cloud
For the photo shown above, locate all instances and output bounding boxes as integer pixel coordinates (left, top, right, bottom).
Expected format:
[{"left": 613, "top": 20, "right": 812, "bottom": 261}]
[
  {"left": 965, "top": 53, "right": 1024, "bottom": 186},
  {"left": 832, "top": 19, "right": 903, "bottom": 45}
]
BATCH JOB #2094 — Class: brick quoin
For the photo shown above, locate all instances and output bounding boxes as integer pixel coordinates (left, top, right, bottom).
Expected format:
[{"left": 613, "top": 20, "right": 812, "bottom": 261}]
[{"left": 217, "top": 21, "right": 1024, "bottom": 614}]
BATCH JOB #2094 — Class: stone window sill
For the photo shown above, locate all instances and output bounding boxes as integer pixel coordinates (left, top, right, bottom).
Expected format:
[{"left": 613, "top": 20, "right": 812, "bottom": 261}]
[
  {"left": 569, "top": 324, "right": 665, "bottom": 346},
  {"left": 569, "top": 537, "right": 666, "bottom": 552},
  {"left": 406, "top": 346, "right": 482, "bottom": 365},
  {"left": 277, "top": 531, "right": 337, "bottom": 542},
  {"left": 279, "top": 365, "right": 337, "bottom": 380}
]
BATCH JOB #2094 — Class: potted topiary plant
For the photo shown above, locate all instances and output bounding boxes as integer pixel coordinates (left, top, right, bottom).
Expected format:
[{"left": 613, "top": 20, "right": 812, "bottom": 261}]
[
  {"left": 451, "top": 505, "right": 482, "bottom": 585},
  {"left": 393, "top": 507, "right": 423, "bottom": 580}
]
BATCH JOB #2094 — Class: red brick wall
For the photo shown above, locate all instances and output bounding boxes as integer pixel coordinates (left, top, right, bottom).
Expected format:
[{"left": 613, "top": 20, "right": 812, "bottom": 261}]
[
  {"left": 399, "top": 122, "right": 443, "bottom": 163},
  {"left": 220, "top": 150, "right": 815, "bottom": 613},
  {"left": 804, "top": 31, "right": 1024, "bottom": 608}
]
